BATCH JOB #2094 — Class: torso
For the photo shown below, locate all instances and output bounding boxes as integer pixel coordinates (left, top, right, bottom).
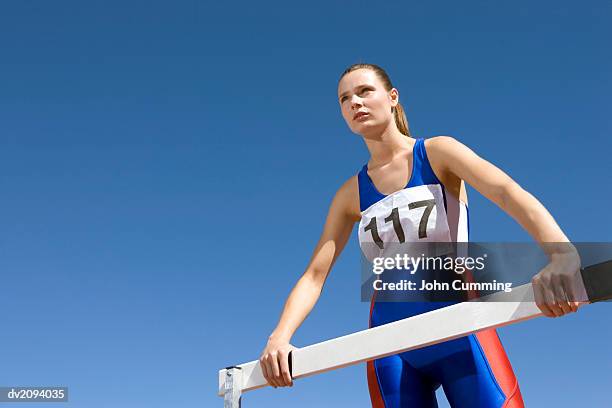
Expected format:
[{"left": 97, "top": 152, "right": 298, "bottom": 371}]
[
  {"left": 353, "top": 137, "right": 470, "bottom": 262},
  {"left": 345, "top": 136, "right": 467, "bottom": 222}
]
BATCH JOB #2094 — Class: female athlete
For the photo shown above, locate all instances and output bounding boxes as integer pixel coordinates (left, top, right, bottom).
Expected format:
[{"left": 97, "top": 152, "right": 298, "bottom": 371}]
[{"left": 259, "top": 63, "right": 583, "bottom": 407}]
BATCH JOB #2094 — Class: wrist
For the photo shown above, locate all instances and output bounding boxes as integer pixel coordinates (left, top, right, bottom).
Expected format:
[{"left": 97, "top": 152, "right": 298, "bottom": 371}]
[
  {"left": 269, "top": 330, "right": 292, "bottom": 343},
  {"left": 549, "top": 247, "right": 581, "bottom": 270},
  {"left": 546, "top": 242, "right": 578, "bottom": 260}
]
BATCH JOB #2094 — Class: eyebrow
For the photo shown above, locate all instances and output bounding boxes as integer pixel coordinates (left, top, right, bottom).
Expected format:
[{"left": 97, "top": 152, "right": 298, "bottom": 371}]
[{"left": 338, "top": 84, "right": 374, "bottom": 100}]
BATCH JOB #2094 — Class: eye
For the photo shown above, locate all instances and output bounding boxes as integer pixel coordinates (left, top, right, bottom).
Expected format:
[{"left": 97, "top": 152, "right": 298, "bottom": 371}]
[{"left": 340, "top": 87, "right": 372, "bottom": 103}]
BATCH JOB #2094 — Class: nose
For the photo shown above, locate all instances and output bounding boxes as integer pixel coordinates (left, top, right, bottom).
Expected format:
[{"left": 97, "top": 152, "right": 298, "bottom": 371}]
[{"left": 350, "top": 96, "right": 363, "bottom": 110}]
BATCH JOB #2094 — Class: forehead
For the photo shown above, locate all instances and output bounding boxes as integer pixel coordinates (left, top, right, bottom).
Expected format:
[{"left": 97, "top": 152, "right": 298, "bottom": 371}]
[{"left": 338, "top": 69, "right": 381, "bottom": 96}]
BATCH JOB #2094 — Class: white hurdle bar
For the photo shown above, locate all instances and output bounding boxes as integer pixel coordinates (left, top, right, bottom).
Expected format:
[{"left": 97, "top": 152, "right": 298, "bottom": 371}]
[{"left": 219, "top": 260, "right": 612, "bottom": 407}]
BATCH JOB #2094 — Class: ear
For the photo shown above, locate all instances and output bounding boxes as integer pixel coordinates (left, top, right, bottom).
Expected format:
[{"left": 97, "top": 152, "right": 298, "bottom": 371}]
[{"left": 389, "top": 88, "right": 400, "bottom": 108}]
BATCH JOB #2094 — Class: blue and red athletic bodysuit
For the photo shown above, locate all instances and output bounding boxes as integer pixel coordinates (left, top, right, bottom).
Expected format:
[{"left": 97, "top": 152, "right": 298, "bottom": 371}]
[{"left": 357, "top": 138, "right": 524, "bottom": 407}]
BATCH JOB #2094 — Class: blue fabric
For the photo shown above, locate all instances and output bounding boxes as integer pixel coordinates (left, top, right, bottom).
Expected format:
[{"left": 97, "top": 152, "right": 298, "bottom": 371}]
[
  {"left": 358, "top": 138, "right": 445, "bottom": 212},
  {"left": 370, "top": 334, "right": 507, "bottom": 408}
]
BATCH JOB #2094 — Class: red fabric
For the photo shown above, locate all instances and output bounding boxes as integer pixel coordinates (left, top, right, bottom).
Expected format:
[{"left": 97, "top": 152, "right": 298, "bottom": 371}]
[
  {"left": 475, "top": 329, "right": 525, "bottom": 407},
  {"left": 367, "top": 291, "right": 385, "bottom": 407},
  {"left": 367, "top": 360, "right": 386, "bottom": 408}
]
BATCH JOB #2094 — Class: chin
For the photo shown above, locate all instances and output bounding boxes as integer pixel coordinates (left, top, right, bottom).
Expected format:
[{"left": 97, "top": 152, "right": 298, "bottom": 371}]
[{"left": 355, "top": 121, "right": 376, "bottom": 131}]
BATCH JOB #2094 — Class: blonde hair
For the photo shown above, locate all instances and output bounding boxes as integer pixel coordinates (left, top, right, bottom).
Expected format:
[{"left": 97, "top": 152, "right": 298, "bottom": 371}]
[{"left": 339, "top": 63, "right": 412, "bottom": 137}]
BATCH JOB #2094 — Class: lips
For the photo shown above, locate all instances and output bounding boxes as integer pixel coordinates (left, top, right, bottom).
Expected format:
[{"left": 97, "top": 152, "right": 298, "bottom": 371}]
[{"left": 353, "top": 111, "right": 369, "bottom": 120}]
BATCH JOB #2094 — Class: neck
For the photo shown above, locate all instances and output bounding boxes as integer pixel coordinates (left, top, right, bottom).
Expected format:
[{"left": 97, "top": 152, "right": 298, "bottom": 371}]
[{"left": 362, "top": 124, "right": 414, "bottom": 168}]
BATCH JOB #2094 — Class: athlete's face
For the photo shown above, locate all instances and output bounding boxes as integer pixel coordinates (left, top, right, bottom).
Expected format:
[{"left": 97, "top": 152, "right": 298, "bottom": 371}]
[{"left": 337, "top": 69, "right": 399, "bottom": 135}]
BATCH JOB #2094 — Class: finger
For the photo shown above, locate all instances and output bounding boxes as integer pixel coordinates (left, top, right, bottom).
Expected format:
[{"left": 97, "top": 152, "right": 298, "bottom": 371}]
[
  {"left": 548, "top": 302, "right": 563, "bottom": 317},
  {"left": 561, "top": 273, "right": 578, "bottom": 313},
  {"left": 259, "top": 356, "right": 274, "bottom": 387},
  {"left": 551, "top": 274, "right": 572, "bottom": 316},
  {"left": 533, "top": 279, "right": 554, "bottom": 317},
  {"left": 561, "top": 275, "right": 578, "bottom": 314},
  {"left": 269, "top": 353, "right": 282, "bottom": 387},
  {"left": 278, "top": 350, "right": 293, "bottom": 386},
  {"left": 541, "top": 276, "right": 563, "bottom": 317},
  {"left": 265, "top": 355, "right": 281, "bottom": 388},
  {"left": 556, "top": 299, "right": 572, "bottom": 316}
]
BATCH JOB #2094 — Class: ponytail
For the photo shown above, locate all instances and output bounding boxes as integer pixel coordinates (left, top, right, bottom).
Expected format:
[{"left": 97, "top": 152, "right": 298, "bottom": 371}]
[{"left": 393, "top": 102, "right": 411, "bottom": 137}]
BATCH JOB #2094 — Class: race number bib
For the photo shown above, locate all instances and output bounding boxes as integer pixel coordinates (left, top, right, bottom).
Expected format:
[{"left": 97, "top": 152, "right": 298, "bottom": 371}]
[{"left": 358, "top": 184, "right": 453, "bottom": 262}]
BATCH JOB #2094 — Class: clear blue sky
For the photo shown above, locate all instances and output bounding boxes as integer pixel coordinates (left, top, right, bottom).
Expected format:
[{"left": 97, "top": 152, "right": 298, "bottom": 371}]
[{"left": 1, "top": 1, "right": 610, "bottom": 407}]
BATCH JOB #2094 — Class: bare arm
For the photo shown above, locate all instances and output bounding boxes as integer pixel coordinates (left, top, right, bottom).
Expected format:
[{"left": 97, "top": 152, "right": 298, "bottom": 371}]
[
  {"left": 269, "top": 176, "right": 359, "bottom": 341},
  {"left": 427, "top": 136, "right": 571, "bottom": 247},
  {"left": 260, "top": 176, "right": 360, "bottom": 387},
  {"left": 427, "top": 136, "right": 583, "bottom": 317}
]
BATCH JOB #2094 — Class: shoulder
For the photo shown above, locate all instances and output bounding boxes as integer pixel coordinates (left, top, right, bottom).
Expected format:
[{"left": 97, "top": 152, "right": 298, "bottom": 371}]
[
  {"left": 423, "top": 135, "right": 476, "bottom": 188},
  {"left": 332, "top": 175, "right": 361, "bottom": 222},
  {"left": 424, "top": 135, "right": 465, "bottom": 155},
  {"left": 424, "top": 135, "right": 472, "bottom": 172}
]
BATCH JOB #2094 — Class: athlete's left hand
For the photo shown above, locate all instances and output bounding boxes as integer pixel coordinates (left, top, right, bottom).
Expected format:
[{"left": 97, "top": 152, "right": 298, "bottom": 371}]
[{"left": 532, "top": 250, "right": 588, "bottom": 317}]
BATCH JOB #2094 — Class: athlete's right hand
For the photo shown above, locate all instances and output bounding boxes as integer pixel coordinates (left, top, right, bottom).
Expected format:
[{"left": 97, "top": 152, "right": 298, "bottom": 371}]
[{"left": 259, "top": 337, "right": 297, "bottom": 388}]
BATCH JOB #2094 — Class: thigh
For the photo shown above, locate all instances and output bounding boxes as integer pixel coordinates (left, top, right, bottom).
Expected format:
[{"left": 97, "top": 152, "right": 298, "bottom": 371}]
[
  {"left": 438, "top": 331, "right": 524, "bottom": 408},
  {"left": 368, "top": 353, "right": 438, "bottom": 408}
]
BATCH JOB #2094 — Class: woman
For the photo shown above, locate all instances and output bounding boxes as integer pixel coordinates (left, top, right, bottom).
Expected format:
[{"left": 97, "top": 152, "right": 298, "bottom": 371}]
[{"left": 259, "top": 63, "right": 583, "bottom": 407}]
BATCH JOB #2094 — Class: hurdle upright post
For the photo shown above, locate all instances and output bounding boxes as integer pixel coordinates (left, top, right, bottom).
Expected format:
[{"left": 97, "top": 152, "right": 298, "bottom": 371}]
[{"left": 223, "top": 366, "right": 242, "bottom": 408}]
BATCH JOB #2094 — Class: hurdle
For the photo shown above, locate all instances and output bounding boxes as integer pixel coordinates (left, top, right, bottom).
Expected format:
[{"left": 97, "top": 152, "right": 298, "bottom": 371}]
[{"left": 219, "top": 260, "right": 612, "bottom": 407}]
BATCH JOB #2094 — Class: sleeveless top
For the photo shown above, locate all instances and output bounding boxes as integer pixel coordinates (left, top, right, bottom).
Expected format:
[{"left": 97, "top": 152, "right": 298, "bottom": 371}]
[{"left": 357, "top": 138, "right": 469, "bottom": 263}]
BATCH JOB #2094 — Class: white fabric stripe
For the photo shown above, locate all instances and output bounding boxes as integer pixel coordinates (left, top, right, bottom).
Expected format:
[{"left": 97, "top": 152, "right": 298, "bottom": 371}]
[{"left": 443, "top": 188, "right": 469, "bottom": 243}]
